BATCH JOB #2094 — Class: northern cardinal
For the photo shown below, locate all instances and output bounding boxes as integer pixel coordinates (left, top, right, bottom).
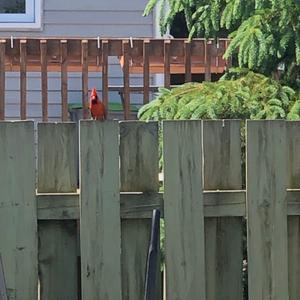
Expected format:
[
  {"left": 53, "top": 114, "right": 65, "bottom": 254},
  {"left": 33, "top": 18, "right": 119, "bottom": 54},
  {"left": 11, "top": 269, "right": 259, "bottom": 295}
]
[{"left": 89, "top": 88, "right": 107, "bottom": 121}]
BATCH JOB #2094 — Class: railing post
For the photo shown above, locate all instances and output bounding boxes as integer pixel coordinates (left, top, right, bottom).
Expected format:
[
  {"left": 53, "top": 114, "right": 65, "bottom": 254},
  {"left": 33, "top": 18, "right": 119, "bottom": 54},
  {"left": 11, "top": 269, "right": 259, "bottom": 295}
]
[
  {"left": 0, "top": 40, "right": 5, "bottom": 121},
  {"left": 60, "top": 40, "right": 68, "bottom": 122},
  {"left": 40, "top": 39, "right": 48, "bottom": 122}
]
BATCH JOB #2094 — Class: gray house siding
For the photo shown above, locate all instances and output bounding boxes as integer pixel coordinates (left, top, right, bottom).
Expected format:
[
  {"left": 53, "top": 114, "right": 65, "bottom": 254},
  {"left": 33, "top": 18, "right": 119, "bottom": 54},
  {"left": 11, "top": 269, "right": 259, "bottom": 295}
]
[{"left": 0, "top": 0, "right": 155, "bottom": 120}]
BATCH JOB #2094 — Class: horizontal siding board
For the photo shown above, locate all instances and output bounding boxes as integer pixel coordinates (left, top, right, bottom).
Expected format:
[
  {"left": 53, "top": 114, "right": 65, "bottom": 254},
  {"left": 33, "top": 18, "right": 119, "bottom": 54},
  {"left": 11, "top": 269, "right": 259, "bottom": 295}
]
[
  {"left": 4, "top": 76, "right": 143, "bottom": 91},
  {"left": 5, "top": 91, "right": 143, "bottom": 104},
  {"left": 0, "top": 26, "right": 153, "bottom": 37},
  {"left": 45, "top": 0, "right": 149, "bottom": 11},
  {"left": 44, "top": 11, "right": 152, "bottom": 25},
  {"left": 41, "top": 24, "right": 152, "bottom": 37}
]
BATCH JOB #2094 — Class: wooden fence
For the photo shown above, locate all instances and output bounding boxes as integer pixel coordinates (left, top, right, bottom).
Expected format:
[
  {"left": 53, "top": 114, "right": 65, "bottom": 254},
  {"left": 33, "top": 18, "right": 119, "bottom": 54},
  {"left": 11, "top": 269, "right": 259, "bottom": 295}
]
[
  {"left": 0, "top": 119, "right": 299, "bottom": 299},
  {"left": 0, "top": 38, "right": 230, "bottom": 121}
]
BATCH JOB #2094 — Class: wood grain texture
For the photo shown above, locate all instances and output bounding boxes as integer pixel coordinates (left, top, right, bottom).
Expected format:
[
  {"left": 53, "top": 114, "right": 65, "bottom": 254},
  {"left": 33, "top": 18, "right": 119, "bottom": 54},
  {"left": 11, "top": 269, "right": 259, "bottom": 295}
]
[
  {"left": 0, "top": 41, "right": 5, "bottom": 120},
  {"left": 203, "top": 120, "right": 243, "bottom": 300},
  {"left": 120, "top": 121, "right": 159, "bottom": 192},
  {"left": 38, "top": 221, "right": 78, "bottom": 300},
  {"left": 37, "top": 123, "right": 78, "bottom": 193},
  {"left": 20, "top": 40, "right": 27, "bottom": 120},
  {"left": 82, "top": 40, "right": 89, "bottom": 119},
  {"left": 36, "top": 191, "right": 247, "bottom": 220},
  {"left": 120, "top": 121, "right": 160, "bottom": 300},
  {"left": 164, "top": 40, "right": 171, "bottom": 88},
  {"left": 246, "top": 120, "right": 289, "bottom": 300},
  {"left": 37, "top": 122, "right": 79, "bottom": 300},
  {"left": 184, "top": 41, "right": 192, "bottom": 82},
  {"left": 205, "top": 41, "right": 212, "bottom": 81},
  {"left": 203, "top": 120, "right": 242, "bottom": 190},
  {"left": 286, "top": 121, "right": 300, "bottom": 300},
  {"left": 123, "top": 41, "right": 131, "bottom": 120},
  {"left": 40, "top": 40, "right": 48, "bottom": 122},
  {"left": 0, "top": 254, "right": 8, "bottom": 300},
  {"left": 143, "top": 40, "right": 150, "bottom": 104},
  {"left": 163, "top": 120, "right": 206, "bottom": 299},
  {"left": 80, "top": 120, "right": 122, "bottom": 300},
  {"left": 102, "top": 40, "right": 109, "bottom": 111},
  {"left": 0, "top": 121, "right": 37, "bottom": 300},
  {"left": 61, "top": 40, "right": 68, "bottom": 121}
]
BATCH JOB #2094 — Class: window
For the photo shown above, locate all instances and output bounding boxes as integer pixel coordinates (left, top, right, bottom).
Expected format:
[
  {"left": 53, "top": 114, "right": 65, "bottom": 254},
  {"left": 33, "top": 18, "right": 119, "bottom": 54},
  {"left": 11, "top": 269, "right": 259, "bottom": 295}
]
[{"left": 0, "top": 0, "right": 42, "bottom": 30}]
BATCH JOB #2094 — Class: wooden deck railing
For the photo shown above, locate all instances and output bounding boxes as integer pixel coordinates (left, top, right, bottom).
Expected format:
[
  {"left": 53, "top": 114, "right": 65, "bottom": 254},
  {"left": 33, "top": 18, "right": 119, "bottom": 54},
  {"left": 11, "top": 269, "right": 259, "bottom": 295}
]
[{"left": 0, "top": 38, "right": 230, "bottom": 121}]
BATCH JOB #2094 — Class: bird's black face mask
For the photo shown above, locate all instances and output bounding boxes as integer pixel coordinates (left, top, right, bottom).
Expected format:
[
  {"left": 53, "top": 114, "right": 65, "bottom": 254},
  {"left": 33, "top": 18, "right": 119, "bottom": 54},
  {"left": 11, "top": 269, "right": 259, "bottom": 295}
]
[{"left": 91, "top": 99, "right": 97, "bottom": 105}]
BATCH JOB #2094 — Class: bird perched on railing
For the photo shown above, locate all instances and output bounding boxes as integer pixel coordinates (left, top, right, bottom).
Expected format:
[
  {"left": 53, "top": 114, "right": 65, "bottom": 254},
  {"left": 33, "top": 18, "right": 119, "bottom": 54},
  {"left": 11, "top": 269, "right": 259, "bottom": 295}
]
[{"left": 89, "top": 88, "right": 107, "bottom": 120}]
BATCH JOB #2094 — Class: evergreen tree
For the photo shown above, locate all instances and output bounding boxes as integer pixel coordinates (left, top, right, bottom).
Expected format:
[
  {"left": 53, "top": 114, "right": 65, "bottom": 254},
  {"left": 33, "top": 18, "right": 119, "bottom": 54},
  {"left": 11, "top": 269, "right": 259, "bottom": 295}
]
[
  {"left": 144, "top": 0, "right": 300, "bottom": 88},
  {"left": 138, "top": 71, "right": 300, "bottom": 121}
]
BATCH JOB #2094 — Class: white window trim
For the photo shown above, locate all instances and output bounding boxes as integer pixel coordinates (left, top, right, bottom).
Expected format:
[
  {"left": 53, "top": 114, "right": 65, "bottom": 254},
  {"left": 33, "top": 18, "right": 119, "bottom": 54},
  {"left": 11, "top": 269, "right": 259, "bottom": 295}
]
[{"left": 0, "top": 0, "right": 42, "bottom": 31}]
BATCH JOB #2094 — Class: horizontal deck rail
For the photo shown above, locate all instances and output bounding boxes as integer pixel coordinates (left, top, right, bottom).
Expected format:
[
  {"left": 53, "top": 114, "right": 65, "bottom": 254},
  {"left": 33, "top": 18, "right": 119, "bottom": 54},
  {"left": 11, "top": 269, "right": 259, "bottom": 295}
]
[{"left": 0, "top": 38, "right": 230, "bottom": 121}]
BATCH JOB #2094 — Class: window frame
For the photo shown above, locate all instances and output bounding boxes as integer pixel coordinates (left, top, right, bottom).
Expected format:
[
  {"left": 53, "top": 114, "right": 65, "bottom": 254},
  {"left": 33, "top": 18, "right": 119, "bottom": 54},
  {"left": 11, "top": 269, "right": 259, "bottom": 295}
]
[{"left": 0, "top": 0, "right": 42, "bottom": 30}]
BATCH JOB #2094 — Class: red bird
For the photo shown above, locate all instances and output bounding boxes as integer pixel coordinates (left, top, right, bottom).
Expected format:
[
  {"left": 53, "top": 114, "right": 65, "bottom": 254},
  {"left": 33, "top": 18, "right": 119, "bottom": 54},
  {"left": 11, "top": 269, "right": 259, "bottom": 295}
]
[{"left": 89, "top": 88, "right": 107, "bottom": 121}]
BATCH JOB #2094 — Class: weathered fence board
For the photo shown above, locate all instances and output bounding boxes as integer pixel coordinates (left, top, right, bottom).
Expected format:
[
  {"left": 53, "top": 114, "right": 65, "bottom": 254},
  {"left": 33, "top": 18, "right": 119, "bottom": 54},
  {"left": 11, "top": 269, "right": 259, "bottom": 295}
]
[
  {"left": 119, "top": 121, "right": 160, "bottom": 300},
  {"left": 163, "top": 120, "right": 206, "bottom": 299},
  {"left": 37, "top": 123, "right": 78, "bottom": 193},
  {"left": 203, "top": 120, "right": 243, "bottom": 300},
  {"left": 0, "top": 121, "right": 37, "bottom": 300},
  {"left": 247, "top": 120, "right": 289, "bottom": 300},
  {"left": 287, "top": 121, "right": 300, "bottom": 300},
  {"left": 1, "top": 119, "right": 300, "bottom": 299},
  {"left": 38, "top": 220, "right": 78, "bottom": 300},
  {"left": 37, "top": 123, "right": 79, "bottom": 300},
  {"left": 80, "top": 120, "right": 122, "bottom": 300}
]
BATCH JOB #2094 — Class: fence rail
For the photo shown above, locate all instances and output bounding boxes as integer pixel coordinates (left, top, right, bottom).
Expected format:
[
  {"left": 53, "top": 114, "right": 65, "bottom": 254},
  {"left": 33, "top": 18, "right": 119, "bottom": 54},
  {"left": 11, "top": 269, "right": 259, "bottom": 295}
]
[
  {"left": 0, "top": 38, "right": 230, "bottom": 121},
  {"left": 0, "top": 119, "right": 298, "bottom": 299}
]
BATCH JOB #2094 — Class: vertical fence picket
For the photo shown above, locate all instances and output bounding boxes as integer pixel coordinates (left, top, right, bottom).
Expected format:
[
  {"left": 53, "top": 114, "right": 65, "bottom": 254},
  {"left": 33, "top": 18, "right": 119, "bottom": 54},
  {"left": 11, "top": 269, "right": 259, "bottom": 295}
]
[
  {"left": 20, "top": 40, "right": 27, "bottom": 120},
  {"left": 61, "top": 40, "right": 68, "bottom": 121},
  {"left": 102, "top": 40, "right": 109, "bottom": 112},
  {"left": 164, "top": 40, "right": 171, "bottom": 88},
  {"left": 81, "top": 40, "right": 89, "bottom": 119},
  {"left": 123, "top": 41, "right": 131, "bottom": 120},
  {"left": 40, "top": 40, "right": 48, "bottom": 122},
  {"left": 203, "top": 120, "right": 243, "bottom": 300},
  {"left": 80, "top": 121, "right": 122, "bottom": 300},
  {"left": 143, "top": 39, "right": 150, "bottom": 105},
  {"left": 287, "top": 121, "right": 300, "bottom": 300},
  {"left": 246, "top": 120, "right": 289, "bottom": 300},
  {"left": 163, "top": 120, "right": 206, "bottom": 299},
  {"left": 184, "top": 41, "right": 192, "bottom": 83},
  {"left": 0, "top": 40, "right": 5, "bottom": 120},
  {"left": 0, "top": 121, "right": 37, "bottom": 300},
  {"left": 120, "top": 121, "right": 160, "bottom": 300},
  {"left": 205, "top": 41, "right": 212, "bottom": 82},
  {"left": 37, "top": 123, "right": 78, "bottom": 300}
]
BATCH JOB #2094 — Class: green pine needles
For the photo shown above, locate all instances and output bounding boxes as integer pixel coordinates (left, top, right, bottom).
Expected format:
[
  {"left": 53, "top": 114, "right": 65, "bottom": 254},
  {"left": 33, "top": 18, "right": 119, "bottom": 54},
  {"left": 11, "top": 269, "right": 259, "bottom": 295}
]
[
  {"left": 143, "top": 0, "right": 300, "bottom": 88},
  {"left": 138, "top": 70, "right": 300, "bottom": 121}
]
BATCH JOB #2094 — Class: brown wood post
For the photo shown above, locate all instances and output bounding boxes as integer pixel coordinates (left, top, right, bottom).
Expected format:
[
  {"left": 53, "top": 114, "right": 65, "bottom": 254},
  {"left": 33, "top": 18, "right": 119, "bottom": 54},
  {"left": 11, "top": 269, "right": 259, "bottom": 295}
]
[
  {"left": 102, "top": 40, "right": 108, "bottom": 116},
  {"left": 61, "top": 40, "right": 68, "bottom": 121},
  {"left": 40, "top": 39, "right": 48, "bottom": 122},
  {"left": 143, "top": 39, "right": 150, "bottom": 105},
  {"left": 184, "top": 40, "right": 192, "bottom": 83},
  {"left": 81, "top": 40, "right": 89, "bottom": 119},
  {"left": 164, "top": 40, "right": 171, "bottom": 88},
  {"left": 0, "top": 40, "right": 5, "bottom": 120},
  {"left": 205, "top": 40, "right": 212, "bottom": 82},
  {"left": 122, "top": 40, "right": 131, "bottom": 120},
  {"left": 20, "top": 40, "right": 27, "bottom": 120}
]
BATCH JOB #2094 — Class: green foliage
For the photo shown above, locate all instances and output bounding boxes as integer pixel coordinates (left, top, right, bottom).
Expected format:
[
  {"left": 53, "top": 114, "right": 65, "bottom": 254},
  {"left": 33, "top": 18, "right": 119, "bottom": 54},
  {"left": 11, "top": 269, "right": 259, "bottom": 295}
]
[
  {"left": 143, "top": 0, "right": 300, "bottom": 88},
  {"left": 138, "top": 71, "right": 300, "bottom": 122}
]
